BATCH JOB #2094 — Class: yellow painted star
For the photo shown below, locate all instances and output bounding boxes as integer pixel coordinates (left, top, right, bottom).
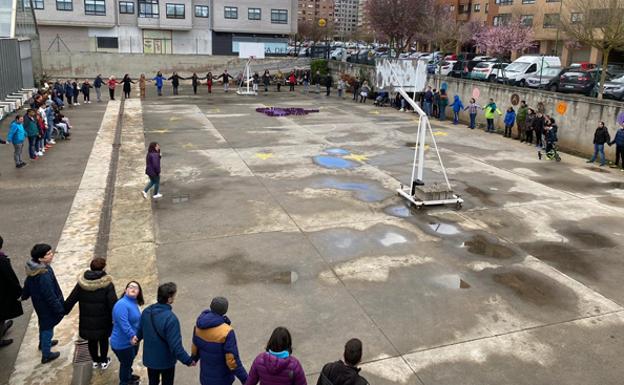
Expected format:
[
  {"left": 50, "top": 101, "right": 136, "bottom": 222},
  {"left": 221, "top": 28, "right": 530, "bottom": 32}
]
[
  {"left": 182, "top": 143, "right": 195, "bottom": 149},
  {"left": 369, "top": 110, "right": 380, "bottom": 115},
  {"left": 433, "top": 131, "right": 448, "bottom": 137},
  {"left": 169, "top": 116, "right": 181, "bottom": 121},
  {"left": 255, "top": 152, "right": 273, "bottom": 160},
  {"left": 344, "top": 153, "right": 368, "bottom": 162}
]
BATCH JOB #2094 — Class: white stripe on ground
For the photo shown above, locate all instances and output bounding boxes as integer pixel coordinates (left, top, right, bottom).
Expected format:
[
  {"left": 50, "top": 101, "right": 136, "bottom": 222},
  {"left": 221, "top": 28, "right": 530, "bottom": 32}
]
[{"left": 9, "top": 101, "right": 121, "bottom": 385}]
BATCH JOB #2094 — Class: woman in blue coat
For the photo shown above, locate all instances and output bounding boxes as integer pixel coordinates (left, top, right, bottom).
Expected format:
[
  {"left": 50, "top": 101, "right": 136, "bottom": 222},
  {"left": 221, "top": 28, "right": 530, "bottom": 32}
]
[
  {"left": 504, "top": 107, "right": 516, "bottom": 138},
  {"left": 450, "top": 95, "right": 464, "bottom": 125},
  {"left": 22, "top": 244, "right": 64, "bottom": 364},
  {"left": 111, "top": 281, "right": 144, "bottom": 385}
]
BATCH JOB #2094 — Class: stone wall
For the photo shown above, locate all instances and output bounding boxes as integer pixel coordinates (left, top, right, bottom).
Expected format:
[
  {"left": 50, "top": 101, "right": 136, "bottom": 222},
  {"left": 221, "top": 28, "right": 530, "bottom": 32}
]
[
  {"left": 328, "top": 60, "right": 624, "bottom": 158},
  {"left": 42, "top": 53, "right": 310, "bottom": 79}
]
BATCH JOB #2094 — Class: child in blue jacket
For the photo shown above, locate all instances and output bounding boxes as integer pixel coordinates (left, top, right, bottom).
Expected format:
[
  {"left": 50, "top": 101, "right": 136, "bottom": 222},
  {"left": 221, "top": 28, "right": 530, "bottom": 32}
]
[
  {"left": 504, "top": 107, "right": 516, "bottom": 138},
  {"left": 450, "top": 95, "right": 464, "bottom": 125}
]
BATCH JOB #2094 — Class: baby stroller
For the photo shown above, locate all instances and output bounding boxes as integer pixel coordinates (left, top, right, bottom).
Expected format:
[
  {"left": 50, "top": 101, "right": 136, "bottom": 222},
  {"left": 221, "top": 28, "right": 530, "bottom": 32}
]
[{"left": 538, "top": 142, "right": 561, "bottom": 162}]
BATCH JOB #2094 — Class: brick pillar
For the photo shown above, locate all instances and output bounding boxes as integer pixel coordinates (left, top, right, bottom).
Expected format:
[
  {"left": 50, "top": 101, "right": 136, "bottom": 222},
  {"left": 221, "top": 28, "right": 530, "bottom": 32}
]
[
  {"left": 560, "top": 45, "right": 571, "bottom": 67},
  {"left": 589, "top": 46, "right": 601, "bottom": 64}
]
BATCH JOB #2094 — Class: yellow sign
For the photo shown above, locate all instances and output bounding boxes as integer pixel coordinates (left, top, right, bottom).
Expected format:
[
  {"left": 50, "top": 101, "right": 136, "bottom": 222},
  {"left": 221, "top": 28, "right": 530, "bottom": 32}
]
[
  {"left": 318, "top": 18, "right": 327, "bottom": 27},
  {"left": 556, "top": 101, "right": 568, "bottom": 115}
]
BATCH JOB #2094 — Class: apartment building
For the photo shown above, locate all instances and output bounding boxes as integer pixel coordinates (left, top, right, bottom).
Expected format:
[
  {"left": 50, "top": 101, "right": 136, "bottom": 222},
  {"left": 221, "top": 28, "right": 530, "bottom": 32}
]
[
  {"left": 333, "top": 0, "right": 358, "bottom": 39},
  {"left": 297, "top": 0, "right": 334, "bottom": 25},
  {"left": 33, "top": 0, "right": 297, "bottom": 55}
]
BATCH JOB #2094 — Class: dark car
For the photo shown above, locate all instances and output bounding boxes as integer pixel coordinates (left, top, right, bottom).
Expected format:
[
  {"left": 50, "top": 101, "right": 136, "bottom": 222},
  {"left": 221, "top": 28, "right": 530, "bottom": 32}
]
[
  {"left": 525, "top": 67, "right": 565, "bottom": 91},
  {"left": 450, "top": 59, "right": 489, "bottom": 78},
  {"left": 558, "top": 69, "right": 610, "bottom": 96}
]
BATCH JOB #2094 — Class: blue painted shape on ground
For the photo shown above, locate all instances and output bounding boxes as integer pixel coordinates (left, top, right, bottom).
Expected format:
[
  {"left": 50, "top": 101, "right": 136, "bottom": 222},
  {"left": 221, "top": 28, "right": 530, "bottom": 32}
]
[
  {"left": 324, "top": 148, "right": 351, "bottom": 156},
  {"left": 315, "top": 177, "right": 388, "bottom": 202},
  {"left": 313, "top": 156, "right": 358, "bottom": 169},
  {"left": 385, "top": 205, "right": 411, "bottom": 218}
]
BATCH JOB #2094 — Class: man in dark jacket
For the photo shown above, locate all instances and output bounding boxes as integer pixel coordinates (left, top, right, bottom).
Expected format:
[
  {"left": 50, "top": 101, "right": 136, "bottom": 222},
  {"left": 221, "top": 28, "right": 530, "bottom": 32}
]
[
  {"left": 317, "top": 339, "right": 369, "bottom": 385},
  {"left": 22, "top": 243, "right": 64, "bottom": 363},
  {"left": 0, "top": 235, "right": 23, "bottom": 347},
  {"left": 192, "top": 297, "right": 247, "bottom": 385},
  {"left": 94, "top": 74, "right": 103, "bottom": 102},
  {"left": 517, "top": 101, "right": 528, "bottom": 141},
  {"left": 325, "top": 73, "right": 333, "bottom": 97},
  {"left": 587, "top": 121, "right": 611, "bottom": 166},
  {"left": 608, "top": 123, "right": 624, "bottom": 169},
  {"left": 168, "top": 72, "right": 183, "bottom": 95},
  {"left": 351, "top": 77, "right": 360, "bottom": 102},
  {"left": 137, "top": 282, "right": 194, "bottom": 385},
  {"left": 533, "top": 112, "right": 546, "bottom": 148}
]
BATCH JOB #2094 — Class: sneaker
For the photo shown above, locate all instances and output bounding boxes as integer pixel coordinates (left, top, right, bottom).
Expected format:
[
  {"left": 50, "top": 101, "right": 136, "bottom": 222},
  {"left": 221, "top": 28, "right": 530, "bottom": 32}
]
[
  {"left": 399, "top": 108, "right": 405, "bottom": 112},
  {"left": 141, "top": 191, "right": 148, "bottom": 199},
  {"left": 41, "top": 352, "right": 60, "bottom": 364},
  {"left": 586, "top": 160, "right": 593, "bottom": 163},
  {"left": 100, "top": 357, "right": 111, "bottom": 369},
  {"left": 50, "top": 139, "right": 56, "bottom": 144},
  {"left": 153, "top": 193, "right": 163, "bottom": 199},
  {"left": 92, "top": 362, "right": 99, "bottom": 369},
  {"left": 130, "top": 374, "right": 140, "bottom": 382},
  {"left": 74, "top": 103, "right": 80, "bottom": 106}
]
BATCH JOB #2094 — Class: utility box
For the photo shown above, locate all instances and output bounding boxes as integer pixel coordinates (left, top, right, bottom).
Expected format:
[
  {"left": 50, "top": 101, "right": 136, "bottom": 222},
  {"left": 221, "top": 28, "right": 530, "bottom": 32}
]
[{"left": 71, "top": 340, "right": 92, "bottom": 385}]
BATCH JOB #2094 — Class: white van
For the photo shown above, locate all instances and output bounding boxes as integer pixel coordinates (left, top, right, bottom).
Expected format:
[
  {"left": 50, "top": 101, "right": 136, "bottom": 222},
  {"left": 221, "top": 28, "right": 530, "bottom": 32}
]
[{"left": 497, "top": 55, "right": 561, "bottom": 86}]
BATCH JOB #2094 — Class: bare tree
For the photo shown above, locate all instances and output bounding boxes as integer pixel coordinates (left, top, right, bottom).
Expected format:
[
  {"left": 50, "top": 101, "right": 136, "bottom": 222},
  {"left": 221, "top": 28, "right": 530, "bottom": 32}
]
[
  {"left": 559, "top": 0, "right": 624, "bottom": 99},
  {"left": 364, "top": 0, "right": 433, "bottom": 58}
]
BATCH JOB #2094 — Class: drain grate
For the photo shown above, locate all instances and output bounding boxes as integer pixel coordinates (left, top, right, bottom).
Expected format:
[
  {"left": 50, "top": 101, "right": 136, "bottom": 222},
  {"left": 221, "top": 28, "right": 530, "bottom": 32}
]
[
  {"left": 172, "top": 194, "right": 190, "bottom": 204},
  {"left": 72, "top": 340, "right": 92, "bottom": 385}
]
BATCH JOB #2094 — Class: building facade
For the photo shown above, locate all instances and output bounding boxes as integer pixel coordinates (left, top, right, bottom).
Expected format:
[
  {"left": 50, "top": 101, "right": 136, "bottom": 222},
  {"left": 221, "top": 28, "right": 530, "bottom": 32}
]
[
  {"left": 333, "top": 0, "right": 358, "bottom": 39},
  {"left": 32, "top": 0, "right": 296, "bottom": 55},
  {"left": 297, "top": 0, "right": 333, "bottom": 25}
]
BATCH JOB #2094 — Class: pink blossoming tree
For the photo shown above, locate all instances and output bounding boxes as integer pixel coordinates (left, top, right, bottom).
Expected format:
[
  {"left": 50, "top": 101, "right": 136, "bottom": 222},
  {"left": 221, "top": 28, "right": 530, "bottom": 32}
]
[{"left": 474, "top": 21, "right": 535, "bottom": 59}]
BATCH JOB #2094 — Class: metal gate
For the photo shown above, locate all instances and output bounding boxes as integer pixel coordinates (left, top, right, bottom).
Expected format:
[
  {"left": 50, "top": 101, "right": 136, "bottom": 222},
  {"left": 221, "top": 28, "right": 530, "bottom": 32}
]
[
  {"left": 19, "top": 39, "right": 34, "bottom": 88},
  {"left": 0, "top": 38, "right": 24, "bottom": 99}
]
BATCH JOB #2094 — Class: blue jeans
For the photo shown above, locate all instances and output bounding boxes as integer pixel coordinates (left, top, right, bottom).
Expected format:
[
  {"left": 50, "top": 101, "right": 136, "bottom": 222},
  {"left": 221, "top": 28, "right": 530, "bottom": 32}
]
[
  {"left": 589, "top": 144, "right": 606, "bottom": 165},
  {"left": 424, "top": 102, "right": 432, "bottom": 116},
  {"left": 486, "top": 119, "right": 494, "bottom": 132},
  {"left": 469, "top": 113, "right": 476, "bottom": 129},
  {"left": 113, "top": 346, "right": 138, "bottom": 385},
  {"left": 439, "top": 107, "right": 446, "bottom": 121},
  {"left": 144, "top": 175, "right": 160, "bottom": 195},
  {"left": 453, "top": 111, "right": 459, "bottom": 124},
  {"left": 40, "top": 328, "right": 54, "bottom": 357},
  {"left": 28, "top": 136, "right": 37, "bottom": 158}
]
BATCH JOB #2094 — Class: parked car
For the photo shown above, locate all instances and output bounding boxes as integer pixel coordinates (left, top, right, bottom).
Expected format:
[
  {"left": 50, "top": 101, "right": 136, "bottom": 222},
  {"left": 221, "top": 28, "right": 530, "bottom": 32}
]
[
  {"left": 497, "top": 55, "right": 562, "bottom": 86},
  {"left": 606, "top": 64, "right": 624, "bottom": 77},
  {"left": 469, "top": 61, "right": 508, "bottom": 82},
  {"left": 526, "top": 67, "right": 565, "bottom": 91},
  {"left": 330, "top": 47, "right": 347, "bottom": 61},
  {"left": 558, "top": 69, "right": 610, "bottom": 96},
  {"left": 594, "top": 74, "right": 624, "bottom": 100},
  {"left": 435, "top": 60, "right": 457, "bottom": 76},
  {"left": 569, "top": 62, "right": 597, "bottom": 70}
]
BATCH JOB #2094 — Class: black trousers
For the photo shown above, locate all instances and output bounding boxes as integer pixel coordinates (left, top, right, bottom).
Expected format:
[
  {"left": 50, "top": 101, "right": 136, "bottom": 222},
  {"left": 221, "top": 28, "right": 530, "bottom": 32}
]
[
  {"left": 615, "top": 145, "right": 624, "bottom": 167},
  {"left": 525, "top": 129, "right": 533, "bottom": 144},
  {"left": 109, "top": 88, "right": 115, "bottom": 100},
  {"left": 535, "top": 128, "right": 543, "bottom": 146},
  {"left": 193, "top": 85, "right": 198, "bottom": 94},
  {"left": 148, "top": 367, "right": 175, "bottom": 385},
  {"left": 87, "top": 337, "right": 109, "bottom": 363}
]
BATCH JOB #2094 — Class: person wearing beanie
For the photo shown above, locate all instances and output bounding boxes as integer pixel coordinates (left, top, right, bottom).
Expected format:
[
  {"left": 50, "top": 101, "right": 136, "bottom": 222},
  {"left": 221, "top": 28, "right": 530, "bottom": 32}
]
[
  {"left": 192, "top": 296, "right": 248, "bottom": 385},
  {"left": 0, "top": 235, "right": 23, "bottom": 348},
  {"left": 21, "top": 243, "right": 65, "bottom": 363},
  {"left": 245, "top": 327, "right": 306, "bottom": 385},
  {"left": 317, "top": 339, "right": 369, "bottom": 385}
]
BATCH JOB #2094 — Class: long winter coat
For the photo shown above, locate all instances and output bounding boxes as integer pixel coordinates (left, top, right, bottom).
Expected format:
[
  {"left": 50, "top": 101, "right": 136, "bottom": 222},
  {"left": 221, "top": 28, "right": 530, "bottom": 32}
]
[
  {"left": 146, "top": 150, "right": 161, "bottom": 177},
  {"left": 245, "top": 352, "right": 307, "bottom": 385},
  {"left": 64, "top": 270, "right": 117, "bottom": 340},
  {"left": 22, "top": 261, "right": 65, "bottom": 330},
  {"left": 0, "top": 252, "right": 23, "bottom": 322}
]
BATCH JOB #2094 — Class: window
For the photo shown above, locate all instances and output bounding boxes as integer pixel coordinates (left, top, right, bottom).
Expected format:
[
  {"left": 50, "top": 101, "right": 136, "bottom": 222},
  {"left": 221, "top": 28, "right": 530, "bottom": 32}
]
[
  {"left": 248, "top": 7, "right": 260, "bottom": 20},
  {"left": 166, "top": 3, "right": 184, "bottom": 18},
  {"left": 521, "top": 0, "right": 535, "bottom": 3},
  {"left": 571, "top": 12, "right": 582, "bottom": 24},
  {"left": 520, "top": 14, "right": 533, "bottom": 26},
  {"left": 543, "top": 13, "right": 559, "bottom": 28},
  {"left": 271, "top": 8, "right": 287, "bottom": 24},
  {"left": 119, "top": 1, "right": 134, "bottom": 13},
  {"left": 473, "top": 3, "right": 480, "bottom": 12},
  {"left": 493, "top": 13, "right": 511, "bottom": 26},
  {"left": 194, "top": 5, "right": 208, "bottom": 17},
  {"left": 85, "top": 0, "right": 105, "bottom": 15},
  {"left": 138, "top": 0, "right": 158, "bottom": 17},
  {"left": 449, "top": 4, "right": 455, "bottom": 11},
  {"left": 32, "top": 0, "right": 44, "bottom": 8},
  {"left": 495, "top": 0, "right": 512, "bottom": 5},
  {"left": 459, "top": 4, "right": 470, "bottom": 13},
  {"left": 545, "top": 0, "right": 560, "bottom": 2},
  {"left": 224, "top": 6, "right": 237, "bottom": 19},
  {"left": 97, "top": 37, "right": 118, "bottom": 49},
  {"left": 485, "top": 3, "right": 488, "bottom": 13},
  {"left": 56, "top": 0, "right": 73, "bottom": 11}
]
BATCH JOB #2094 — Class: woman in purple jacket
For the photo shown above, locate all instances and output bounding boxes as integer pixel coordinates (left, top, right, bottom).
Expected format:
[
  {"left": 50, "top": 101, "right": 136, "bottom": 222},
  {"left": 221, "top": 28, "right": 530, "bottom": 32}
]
[
  {"left": 142, "top": 142, "right": 162, "bottom": 199},
  {"left": 245, "top": 327, "right": 306, "bottom": 385}
]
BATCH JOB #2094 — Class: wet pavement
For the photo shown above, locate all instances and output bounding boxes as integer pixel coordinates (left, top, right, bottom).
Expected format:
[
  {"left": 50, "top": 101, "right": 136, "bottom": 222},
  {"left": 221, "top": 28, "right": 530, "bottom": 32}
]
[{"left": 2, "top": 82, "right": 624, "bottom": 385}]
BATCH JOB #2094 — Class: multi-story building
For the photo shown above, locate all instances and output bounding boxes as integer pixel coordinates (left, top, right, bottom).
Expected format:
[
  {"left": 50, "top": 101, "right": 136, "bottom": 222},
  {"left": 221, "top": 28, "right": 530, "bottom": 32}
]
[
  {"left": 297, "top": 0, "right": 334, "bottom": 25},
  {"left": 33, "top": 0, "right": 297, "bottom": 55},
  {"left": 333, "top": 0, "right": 358, "bottom": 39}
]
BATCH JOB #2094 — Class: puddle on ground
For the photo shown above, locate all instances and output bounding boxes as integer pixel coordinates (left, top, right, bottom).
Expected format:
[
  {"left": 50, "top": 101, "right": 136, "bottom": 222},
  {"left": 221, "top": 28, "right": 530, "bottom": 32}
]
[
  {"left": 433, "top": 274, "right": 471, "bottom": 289},
  {"left": 607, "top": 181, "right": 624, "bottom": 189},
  {"left": 560, "top": 228, "right": 616, "bottom": 248},
  {"left": 313, "top": 155, "right": 358, "bottom": 169},
  {"left": 520, "top": 242, "right": 597, "bottom": 279},
  {"left": 384, "top": 205, "right": 411, "bottom": 218},
  {"left": 379, "top": 232, "right": 407, "bottom": 247},
  {"left": 493, "top": 270, "right": 577, "bottom": 308},
  {"left": 465, "top": 185, "right": 497, "bottom": 206},
  {"left": 428, "top": 222, "right": 461, "bottom": 235},
  {"left": 463, "top": 234, "right": 517, "bottom": 259},
  {"left": 315, "top": 177, "right": 388, "bottom": 202},
  {"left": 204, "top": 254, "right": 298, "bottom": 285},
  {"left": 324, "top": 148, "right": 351, "bottom": 155}
]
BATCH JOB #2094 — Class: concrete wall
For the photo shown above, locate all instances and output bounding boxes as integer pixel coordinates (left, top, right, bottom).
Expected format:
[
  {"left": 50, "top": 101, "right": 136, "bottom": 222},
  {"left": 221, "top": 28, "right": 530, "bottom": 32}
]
[
  {"left": 328, "top": 61, "right": 624, "bottom": 158},
  {"left": 42, "top": 52, "right": 308, "bottom": 78}
]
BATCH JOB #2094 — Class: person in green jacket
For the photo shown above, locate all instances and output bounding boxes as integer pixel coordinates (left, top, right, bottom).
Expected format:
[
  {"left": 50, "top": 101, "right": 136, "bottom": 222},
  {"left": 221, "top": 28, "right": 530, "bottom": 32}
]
[
  {"left": 24, "top": 109, "right": 40, "bottom": 160},
  {"left": 484, "top": 99, "right": 502, "bottom": 133},
  {"left": 517, "top": 100, "right": 528, "bottom": 141},
  {"left": 438, "top": 89, "right": 449, "bottom": 121}
]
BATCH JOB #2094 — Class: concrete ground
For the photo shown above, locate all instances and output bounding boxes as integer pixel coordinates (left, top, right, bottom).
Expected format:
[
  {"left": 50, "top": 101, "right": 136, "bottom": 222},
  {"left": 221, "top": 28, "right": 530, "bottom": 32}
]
[{"left": 3, "top": 81, "right": 624, "bottom": 385}]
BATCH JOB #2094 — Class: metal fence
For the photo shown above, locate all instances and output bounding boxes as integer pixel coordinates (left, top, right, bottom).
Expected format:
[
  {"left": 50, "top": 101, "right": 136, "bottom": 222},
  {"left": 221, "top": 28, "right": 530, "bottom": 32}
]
[{"left": 0, "top": 38, "right": 24, "bottom": 99}]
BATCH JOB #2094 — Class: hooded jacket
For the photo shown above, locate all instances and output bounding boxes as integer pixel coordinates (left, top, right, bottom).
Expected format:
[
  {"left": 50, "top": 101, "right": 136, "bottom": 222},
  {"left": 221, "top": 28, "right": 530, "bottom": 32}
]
[
  {"left": 146, "top": 150, "right": 161, "bottom": 177},
  {"left": 0, "top": 251, "right": 23, "bottom": 322},
  {"left": 451, "top": 95, "right": 464, "bottom": 112},
  {"left": 64, "top": 270, "right": 117, "bottom": 340},
  {"left": 609, "top": 127, "right": 624, "bottom": 146},
  {"left": 7, "top": 120, "right": 26, "bottom": 144},
  {"left": 153, "top": 75, "right": 165, "bottom": 88},
  {"left": 137, "top": 303, "right": 193, "bottom": 369},
  {"left": 22, "top": 261, "right": 64, "bottom": 330},
  {"left": 245, "top": 351, "right": 306, "bottom": 385},
  {"left": 484, "top": 103, "right": 501, "bottom": 119},
  {"left": 317, "top": 360, "right": 368, "bottom": 385},
  {"left": 504, "top": 110, "right": 516, "bottom": 126},
  {"left": 192, "top": 311, "right": 248, "bottom": 385}
]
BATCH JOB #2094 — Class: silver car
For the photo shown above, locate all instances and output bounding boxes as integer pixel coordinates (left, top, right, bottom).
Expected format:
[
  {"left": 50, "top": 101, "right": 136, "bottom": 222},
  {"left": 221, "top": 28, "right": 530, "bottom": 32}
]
[
  {"left": 526, "top": 67, "right": 564, "bottom": 91},
  {"left": 596, "top": 75, "right": 624, "bottom": 100}
]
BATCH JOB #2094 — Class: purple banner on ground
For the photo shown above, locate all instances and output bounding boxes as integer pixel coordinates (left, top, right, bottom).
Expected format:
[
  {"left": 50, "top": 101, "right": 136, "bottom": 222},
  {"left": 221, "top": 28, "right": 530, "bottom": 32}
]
[{"left": 256, "top": 107, "right": 320, "bottom": 117}]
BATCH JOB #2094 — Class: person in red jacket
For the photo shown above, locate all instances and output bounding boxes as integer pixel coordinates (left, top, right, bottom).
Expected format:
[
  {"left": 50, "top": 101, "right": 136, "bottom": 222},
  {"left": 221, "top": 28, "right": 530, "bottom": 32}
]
[{"left": 288, "top": 71, "right": 296, "bottom": 92}]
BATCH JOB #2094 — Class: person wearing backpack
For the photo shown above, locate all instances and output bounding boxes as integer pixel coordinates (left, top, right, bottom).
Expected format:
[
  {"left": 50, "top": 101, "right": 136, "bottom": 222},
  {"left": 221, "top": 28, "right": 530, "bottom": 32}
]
[
  {"left": 317, "top": 339, "right": 369, "bottom": 385},
  {"left": 137, "top": 282, "right": 195, "bottom": 385}
]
